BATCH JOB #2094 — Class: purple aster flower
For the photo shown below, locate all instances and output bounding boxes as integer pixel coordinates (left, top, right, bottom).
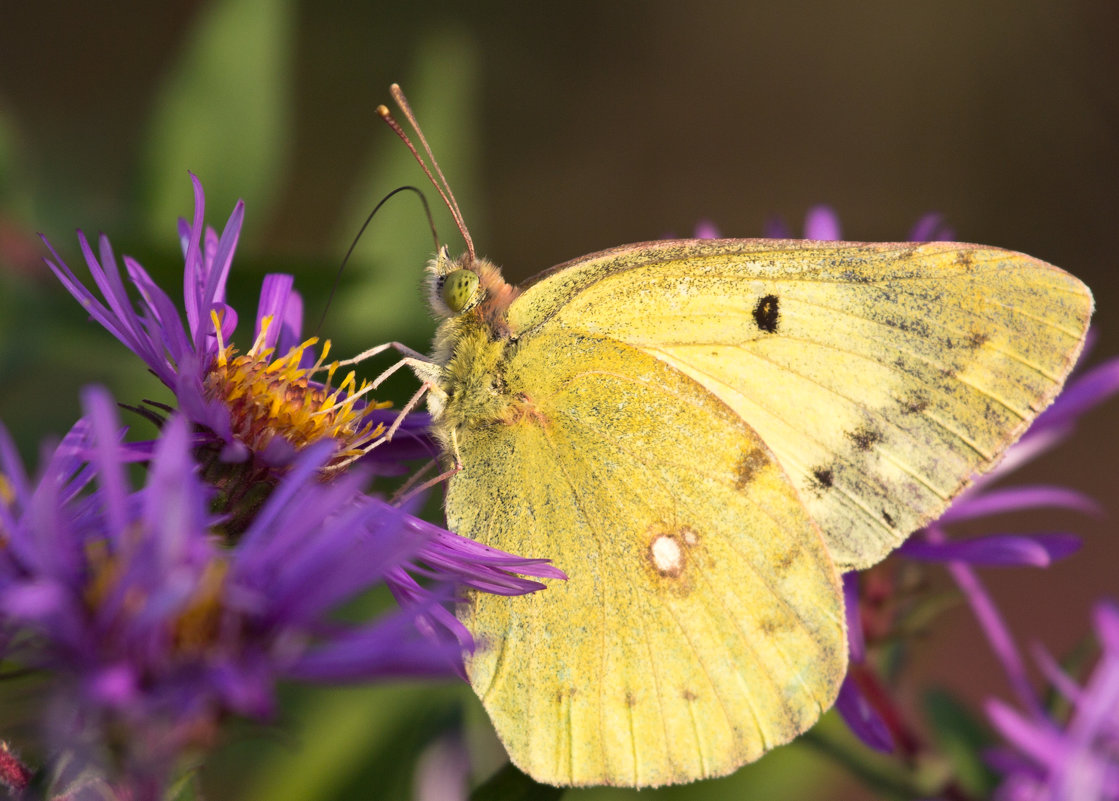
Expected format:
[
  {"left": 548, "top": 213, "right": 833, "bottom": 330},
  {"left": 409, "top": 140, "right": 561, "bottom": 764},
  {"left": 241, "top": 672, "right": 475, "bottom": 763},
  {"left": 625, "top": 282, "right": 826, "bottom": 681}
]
[
  {"left": 42, "top": 174, "right": 407, "bottom": 476},
  {"left": 0, "top": 386, "right": 562, "bottom": 798},
  {"left": 36, "top": 173, "right": 564, "bottom": 614},
  {"left": 986, "top": 601, "right": 1119, "bottom": 800}
]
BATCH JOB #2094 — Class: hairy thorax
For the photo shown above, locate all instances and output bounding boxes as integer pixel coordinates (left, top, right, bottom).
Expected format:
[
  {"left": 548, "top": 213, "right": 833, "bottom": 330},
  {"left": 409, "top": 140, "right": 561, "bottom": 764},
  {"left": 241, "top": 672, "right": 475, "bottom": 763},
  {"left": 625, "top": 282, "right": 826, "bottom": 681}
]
[{"left": 428, "top": 314, "right": 520, "bottom": 456}]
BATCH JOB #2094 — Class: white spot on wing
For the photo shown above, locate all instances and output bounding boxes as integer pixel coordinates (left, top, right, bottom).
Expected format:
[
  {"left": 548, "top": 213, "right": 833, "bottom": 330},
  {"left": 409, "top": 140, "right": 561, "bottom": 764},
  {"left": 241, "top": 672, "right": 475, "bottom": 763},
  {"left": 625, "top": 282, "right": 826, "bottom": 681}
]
[{"left": 651, "top": 535, "right": 683, "bottom": 575}]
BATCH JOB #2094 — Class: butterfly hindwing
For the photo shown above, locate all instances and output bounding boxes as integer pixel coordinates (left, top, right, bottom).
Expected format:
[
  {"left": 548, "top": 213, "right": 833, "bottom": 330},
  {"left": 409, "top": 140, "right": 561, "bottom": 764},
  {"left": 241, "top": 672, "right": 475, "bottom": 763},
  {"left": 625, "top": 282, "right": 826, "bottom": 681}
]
[{"left": 448, "top": 330, "right": 845, "bottom": 787}]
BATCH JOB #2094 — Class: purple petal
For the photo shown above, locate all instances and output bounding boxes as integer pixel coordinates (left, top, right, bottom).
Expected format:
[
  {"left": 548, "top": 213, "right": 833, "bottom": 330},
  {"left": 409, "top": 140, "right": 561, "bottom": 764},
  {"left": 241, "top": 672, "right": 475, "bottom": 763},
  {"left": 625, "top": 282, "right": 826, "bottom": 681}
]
[
  {"left": 1054, "top": 624, "right": 1119, "bottom": 797},
  {"left": 208, "top": 660, "right": 274, "bottom": 718},
  {"left": 122, "top": 255, "right": 193, "bottom": 370},
  {"left": 1093, "top": 600, "right": 1119, "bottom": 655},
  {"left": 182, "top": 173, "right": 208, "bottom": 339},
  {"left": 1033, "top": 356, "right": 1119, "bottom": 432},
  {"left": 908, "top": 213, "right": 954, "bottom": 242},
  {"left": 0, "top": 423, "right": 31, "bottom": 510},
  {"left": 804, "top": 206, "right": 841, "bottom": 240},
  {"left": 1029, "top": 641, "right": 1083, "bottom": 705},
  {"left": 693, "top": 220, "right": 720, "bottom": 239},
  {"left": 984, "top": 744, "right": 1046, "bottom": 779},
  {"left": 80, "top": 386, "right": 129, "bottom": 536},
  {"left": 286, "top": 603, "right": 462, "bottom": 681},
  {"left": 763, "top": 216, "right": 791, "bottom": 238},
  {"left": 408, "top": 517, "right": 567, "bottom": 591},
  {"left": 43, "top": 234, "right": 176, "bottom": 382},
  {"left": 138, "top": 415, "right": 209, "bottom": 571},
  {"left": 384, "top": 567, "right": 474, "bottom": 658},
  {"left": 899, "top": 533, "right": 1081, "bottom": 567},
  {"left": 0, "top": 580, "right": 71, "bottom": 620},
  {"left": 835, "top": 674, "right": 894, "bottom": 752},
  {"left": 208, "top": 302, "right": 238, "bottom": 342},
  {"left": 87, "top": 663, "right": 139, "bottom": 706},
  {"left": 983, "top": 426, "right": 1070, "bottom": 479},
  {"left": 234, "top": 440, "right": 342, "bottom": 553},
  {"left": 87, "top": 234, "right": 152, "bottom": 360},
  {"left": 174, "top": 362, "right": 236, "bottom": 444},
  {"left": 843, "top": 572, "right": 866, "bottom": 662},
  {"left": 264, "top": 504, "right": 426, "bottom": 624},
  {"left": 196, "top": 200, "right": 244, "bottom": 346},
  {"left": 939, "top": 486, "right": 1101, "bottom": 523},
  {"left": 361, "top": 410, "right": 440, "bottom": 466},
  {"left": 256, "top": 274, "right": 295, "bottom": 350},
  {"left": 933, "top": 526, "right": 1044, "bottom": 716},
  {"left": 985, "top": 699, "right": 1063, "bottom": 766}
]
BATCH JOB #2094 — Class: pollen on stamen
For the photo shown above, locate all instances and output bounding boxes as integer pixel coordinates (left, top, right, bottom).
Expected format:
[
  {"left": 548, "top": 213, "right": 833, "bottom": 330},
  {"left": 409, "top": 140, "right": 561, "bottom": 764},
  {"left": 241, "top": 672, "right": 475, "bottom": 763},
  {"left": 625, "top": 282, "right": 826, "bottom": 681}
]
[{"left": 203, "top": 313, "right": 392, "bottom": 471}]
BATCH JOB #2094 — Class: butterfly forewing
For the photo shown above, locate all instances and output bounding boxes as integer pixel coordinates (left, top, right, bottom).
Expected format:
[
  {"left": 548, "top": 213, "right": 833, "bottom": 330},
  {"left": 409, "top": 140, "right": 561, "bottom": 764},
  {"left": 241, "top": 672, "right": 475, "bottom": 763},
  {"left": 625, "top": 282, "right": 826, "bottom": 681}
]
[{"left": 510, "top": 239, "right": 1093, "bottom": 570}]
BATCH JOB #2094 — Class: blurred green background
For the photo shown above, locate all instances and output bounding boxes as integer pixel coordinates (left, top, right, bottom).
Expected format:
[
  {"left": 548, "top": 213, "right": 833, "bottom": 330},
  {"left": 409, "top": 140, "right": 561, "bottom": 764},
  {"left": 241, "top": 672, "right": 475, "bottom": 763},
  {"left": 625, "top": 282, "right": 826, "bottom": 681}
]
[{"left": 1, "top": 1, "right": 1117, "bottom": 799}]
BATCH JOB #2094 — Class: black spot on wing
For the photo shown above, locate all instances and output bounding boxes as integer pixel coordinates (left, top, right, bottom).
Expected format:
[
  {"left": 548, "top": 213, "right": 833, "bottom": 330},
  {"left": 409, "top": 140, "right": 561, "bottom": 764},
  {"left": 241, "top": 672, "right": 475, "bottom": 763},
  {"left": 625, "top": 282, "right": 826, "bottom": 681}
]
[
  {"left": 753, "top": 294, "right": 780, "bottom": 333},
  {"left": 966, "top": 330, "right": 990, "bottom": 349},
  {"left": 900, "top": 393, "right": 929, "bottom": 415},
  {"left": 881, "top": 509, "right": 895, "bottom": 527},
  {"left": 847, "top": 425, "right": 884, "bottom": 452},
  {"left": 811, "top": 466, "right": 834, "bottom": 490}
]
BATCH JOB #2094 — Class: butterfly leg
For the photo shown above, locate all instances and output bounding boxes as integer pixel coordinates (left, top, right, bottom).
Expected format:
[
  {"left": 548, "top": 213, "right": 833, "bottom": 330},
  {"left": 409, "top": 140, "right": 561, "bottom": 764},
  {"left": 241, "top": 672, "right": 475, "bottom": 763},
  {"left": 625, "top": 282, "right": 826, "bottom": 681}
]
[
  {"left": 392, "top": 457, "right": 463, "bottom": 505},
  {"left": 336, "top": 339, "right": 430, "bottom": 367},
  {"left": 371, "top": 354, "right": 442, "bottom": 390},
  {"left": 382, "top": 379, "right": 437, "bottom": 441},
  {"left": 324, "top": 381, "right": 441, "bottom": 470},
  {"left": 339, "top": 341, "right": 446, "bottom": 441},
  {"left": 391, "top": 429, "right": 463, "bottom": 503}
]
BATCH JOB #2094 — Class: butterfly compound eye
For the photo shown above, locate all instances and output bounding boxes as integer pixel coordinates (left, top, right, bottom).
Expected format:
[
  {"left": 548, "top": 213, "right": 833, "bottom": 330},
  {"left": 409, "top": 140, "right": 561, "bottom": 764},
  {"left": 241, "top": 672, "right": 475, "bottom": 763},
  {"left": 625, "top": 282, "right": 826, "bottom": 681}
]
[{"left": 441, "top": 268, "right": 480, "bottom": 313}]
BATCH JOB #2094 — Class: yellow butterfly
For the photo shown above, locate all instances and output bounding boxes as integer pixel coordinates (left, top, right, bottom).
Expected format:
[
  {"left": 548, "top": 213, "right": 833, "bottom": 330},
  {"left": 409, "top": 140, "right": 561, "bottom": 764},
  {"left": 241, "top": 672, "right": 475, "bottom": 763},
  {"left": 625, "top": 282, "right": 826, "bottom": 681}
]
[{"left": 376, "top": 85, "right": 1093, "bottom": 788}]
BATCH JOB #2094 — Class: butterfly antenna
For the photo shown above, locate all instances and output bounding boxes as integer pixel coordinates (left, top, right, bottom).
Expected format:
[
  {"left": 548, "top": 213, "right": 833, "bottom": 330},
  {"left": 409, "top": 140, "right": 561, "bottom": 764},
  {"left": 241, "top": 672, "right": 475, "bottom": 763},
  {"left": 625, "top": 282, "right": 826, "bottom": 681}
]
[
  {"left": 315, "top": 185, "right": 439, "bottom": 336},
  {"left": 377, "top": 83, "right": 476, "bottom": 263}
]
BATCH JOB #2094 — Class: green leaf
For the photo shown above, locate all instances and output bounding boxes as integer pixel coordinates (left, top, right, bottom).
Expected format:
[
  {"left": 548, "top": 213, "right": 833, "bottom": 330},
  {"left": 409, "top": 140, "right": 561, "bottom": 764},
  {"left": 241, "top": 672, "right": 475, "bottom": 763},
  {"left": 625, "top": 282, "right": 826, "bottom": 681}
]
[
  {"left": 0, "top": 105, "right": 33, "bottom": 220},
  {"left": 332, "top": 26, "right": 482, "bottom": 351},
  {"left": 923, "top": 688, "right": 999, "bottom": 798},
  {"left": 229, "top": 681, "right": 466, "bottom": 801},
  {"left": 140, "top": 0, "right": 295, "bottom": 235}
]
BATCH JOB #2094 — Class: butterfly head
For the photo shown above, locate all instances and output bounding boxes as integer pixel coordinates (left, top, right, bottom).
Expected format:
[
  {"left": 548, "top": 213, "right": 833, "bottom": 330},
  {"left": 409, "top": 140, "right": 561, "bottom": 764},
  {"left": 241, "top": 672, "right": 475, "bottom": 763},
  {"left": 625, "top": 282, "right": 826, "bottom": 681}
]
[
  {"left": 427, "top": 247, "right": 483, "bottom": 317},
  {"left": 426, "top": 247, "right": 520, "bottom": 326}
]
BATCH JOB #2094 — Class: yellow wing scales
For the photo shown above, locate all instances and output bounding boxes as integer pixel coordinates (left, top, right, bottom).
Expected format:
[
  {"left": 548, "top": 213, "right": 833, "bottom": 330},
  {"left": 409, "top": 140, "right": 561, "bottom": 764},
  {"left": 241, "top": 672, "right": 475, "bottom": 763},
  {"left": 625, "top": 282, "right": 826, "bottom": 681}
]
[
  {"left": 512, "top": 240, "right": 1092, "bottom": 568},
  {"left": 448, "top": 331, "right": 845, "bottom": 787},
  {"left": 430, "top": 236, "right": 1090, "bottom": 787}
]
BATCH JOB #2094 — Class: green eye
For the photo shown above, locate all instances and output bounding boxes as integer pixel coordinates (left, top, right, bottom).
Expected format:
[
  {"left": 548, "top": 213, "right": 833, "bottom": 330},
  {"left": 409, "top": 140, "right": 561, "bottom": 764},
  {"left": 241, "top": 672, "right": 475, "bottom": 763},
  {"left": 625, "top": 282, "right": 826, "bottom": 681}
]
[{"left": 441, "top": 269, "right": 479, "bottom": 313}]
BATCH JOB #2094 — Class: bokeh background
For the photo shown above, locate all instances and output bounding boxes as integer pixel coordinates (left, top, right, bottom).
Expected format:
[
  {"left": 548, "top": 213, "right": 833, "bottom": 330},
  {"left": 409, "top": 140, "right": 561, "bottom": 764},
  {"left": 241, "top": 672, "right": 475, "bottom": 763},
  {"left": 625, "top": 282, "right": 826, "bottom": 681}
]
[{"left": 1, "top": 2, "right": 1116, "bottom": 798}]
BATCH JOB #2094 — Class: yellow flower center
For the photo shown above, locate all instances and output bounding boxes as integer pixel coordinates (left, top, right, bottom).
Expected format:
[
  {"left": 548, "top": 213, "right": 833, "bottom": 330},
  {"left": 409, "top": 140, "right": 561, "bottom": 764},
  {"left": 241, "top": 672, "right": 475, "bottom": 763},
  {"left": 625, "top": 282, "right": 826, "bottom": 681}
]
[
  {"left": 172, "top": 559, "right": 229, "bottom": 653},
  {"left": 0, "top": 474, "right": 12, "bottom": 547},
  {"left": 204, "top": 312, "right": 390, "bottom": 471}
]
